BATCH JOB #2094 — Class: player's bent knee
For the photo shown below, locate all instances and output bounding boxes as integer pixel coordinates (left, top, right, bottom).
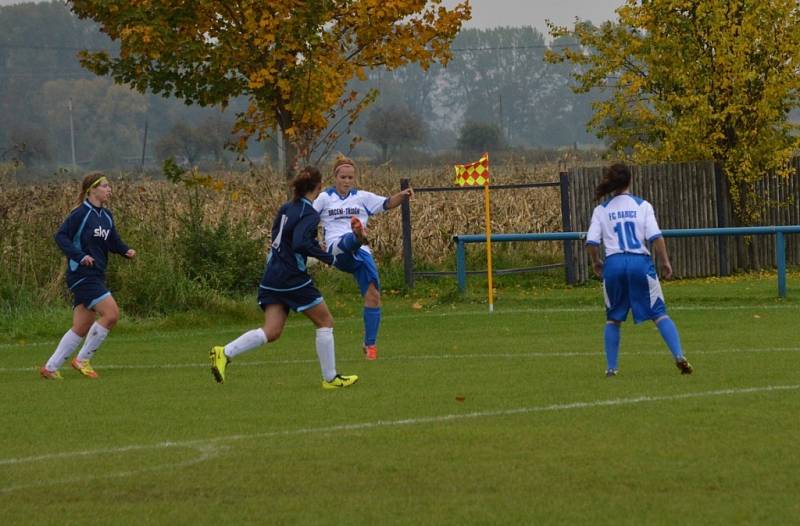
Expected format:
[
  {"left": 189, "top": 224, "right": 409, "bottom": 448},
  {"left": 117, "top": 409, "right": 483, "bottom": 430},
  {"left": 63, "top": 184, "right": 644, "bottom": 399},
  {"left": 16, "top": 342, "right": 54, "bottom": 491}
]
[{"left": 264, "top": 328, "right": 283, "bottom": 342}]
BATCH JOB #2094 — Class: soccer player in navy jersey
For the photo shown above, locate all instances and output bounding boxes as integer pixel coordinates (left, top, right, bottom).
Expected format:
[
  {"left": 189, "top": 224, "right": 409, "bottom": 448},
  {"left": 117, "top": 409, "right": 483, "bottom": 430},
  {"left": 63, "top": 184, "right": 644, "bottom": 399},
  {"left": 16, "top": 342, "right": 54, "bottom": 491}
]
[
  {"left": 41, "top": 172, "right": 136, "bottom": 380},
  {"left": 313, "top": 156, "right": 414, "bottom": 361},
  {"left": 210, "top": 166, "right": 358, "bottom": 389},
  {"left": 586, "top": 163, "right": 693, "bottom": 377}
]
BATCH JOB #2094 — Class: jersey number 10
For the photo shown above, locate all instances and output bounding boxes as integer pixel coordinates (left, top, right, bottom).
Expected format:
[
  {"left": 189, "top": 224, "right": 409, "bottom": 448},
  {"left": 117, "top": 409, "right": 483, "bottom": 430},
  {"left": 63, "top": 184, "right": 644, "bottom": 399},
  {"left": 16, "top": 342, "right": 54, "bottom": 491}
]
[{"left": 613, "top": 221, "right": 641, "bottom": 250}]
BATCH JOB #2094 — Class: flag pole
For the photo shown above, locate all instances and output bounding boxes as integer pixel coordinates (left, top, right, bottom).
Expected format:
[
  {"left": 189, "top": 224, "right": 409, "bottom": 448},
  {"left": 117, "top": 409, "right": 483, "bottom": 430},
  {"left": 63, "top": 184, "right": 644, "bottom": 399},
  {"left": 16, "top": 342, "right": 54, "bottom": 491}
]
[{"left": 483, "top": 180, "right": 494, "bottom": 313}]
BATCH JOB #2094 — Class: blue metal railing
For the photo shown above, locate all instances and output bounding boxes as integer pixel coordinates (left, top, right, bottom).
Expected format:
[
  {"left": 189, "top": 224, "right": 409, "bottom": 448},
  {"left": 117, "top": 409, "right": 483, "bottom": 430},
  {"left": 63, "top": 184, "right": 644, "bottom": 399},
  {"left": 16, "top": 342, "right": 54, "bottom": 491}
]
[{"left": 453, "top": 226, "right": 800, "bottom": 297}]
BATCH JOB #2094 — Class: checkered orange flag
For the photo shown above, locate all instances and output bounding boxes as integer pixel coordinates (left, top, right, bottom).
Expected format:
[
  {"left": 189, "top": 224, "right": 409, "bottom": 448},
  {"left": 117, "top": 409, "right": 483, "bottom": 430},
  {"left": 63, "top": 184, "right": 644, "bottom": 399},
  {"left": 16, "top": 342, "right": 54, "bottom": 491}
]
[{"left": 454, "top": 153, "right": 490, "bottom": 187}]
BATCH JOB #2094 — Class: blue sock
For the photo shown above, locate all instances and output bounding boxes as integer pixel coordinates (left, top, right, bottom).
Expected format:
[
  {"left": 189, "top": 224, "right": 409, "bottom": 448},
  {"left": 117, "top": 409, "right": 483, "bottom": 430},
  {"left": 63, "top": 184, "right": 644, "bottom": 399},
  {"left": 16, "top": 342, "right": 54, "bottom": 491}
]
[
  {"left": 337, "top": 233, "right": 362, "bottom": 253},
  {"left": 656, "top": 317, "right": 684, "bottom": 360},
  {"left": 363, "top": 306, "right": 381, "bottom": 346},
  {"left": 604, "top": 323, "right": 621, "bottom": 370}
]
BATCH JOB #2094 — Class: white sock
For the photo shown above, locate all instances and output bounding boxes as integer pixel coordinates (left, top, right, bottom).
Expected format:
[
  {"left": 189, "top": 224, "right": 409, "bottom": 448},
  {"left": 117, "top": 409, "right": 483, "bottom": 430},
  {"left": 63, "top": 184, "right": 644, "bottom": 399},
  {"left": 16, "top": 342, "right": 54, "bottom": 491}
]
[
  {"left": 315, "top": 327, "right": 337, "bottom": 382},
  {"left": 224, "top": 328, "right": 267, "bottom": 360},
  {"left": 45, "top": 329, "right": 83, "bottom": 371},
  {"left": 76, "top": 322, "right": 109, "bottom": 362}
]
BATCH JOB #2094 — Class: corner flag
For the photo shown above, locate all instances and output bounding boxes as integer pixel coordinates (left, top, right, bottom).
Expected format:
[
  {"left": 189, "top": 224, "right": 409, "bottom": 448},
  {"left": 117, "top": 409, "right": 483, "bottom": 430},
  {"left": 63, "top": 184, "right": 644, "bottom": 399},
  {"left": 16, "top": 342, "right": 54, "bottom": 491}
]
[{"left": 454, "top": 153, "right": 494, "bottom": 312}]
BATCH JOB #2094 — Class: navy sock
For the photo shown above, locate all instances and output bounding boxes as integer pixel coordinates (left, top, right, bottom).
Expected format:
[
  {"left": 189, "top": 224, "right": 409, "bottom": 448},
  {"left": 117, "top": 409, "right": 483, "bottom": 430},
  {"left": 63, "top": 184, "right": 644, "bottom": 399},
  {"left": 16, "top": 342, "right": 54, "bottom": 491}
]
[
  {"left": 604, "top": 323, "right": 621, "bottom": 370},
  {"left": 363, "top": 306, "right": 381, "bottom": 346},
  {"left": 656, "top": 317, "right": 684, "bottom": 360}
]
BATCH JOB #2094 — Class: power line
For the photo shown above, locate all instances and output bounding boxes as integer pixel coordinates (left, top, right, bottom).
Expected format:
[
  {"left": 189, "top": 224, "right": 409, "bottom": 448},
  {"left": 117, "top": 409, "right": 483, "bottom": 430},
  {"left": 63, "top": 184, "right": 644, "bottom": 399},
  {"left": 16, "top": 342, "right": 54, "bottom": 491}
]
[
  {"left": 451, "top": 43, "right": 582, "bottom": 52},
  {"left": 0, "top": 42, "right": 580, "bottom": 53},
  {"left": 0, "top": 44, "right": 113, "bottom": 52}
]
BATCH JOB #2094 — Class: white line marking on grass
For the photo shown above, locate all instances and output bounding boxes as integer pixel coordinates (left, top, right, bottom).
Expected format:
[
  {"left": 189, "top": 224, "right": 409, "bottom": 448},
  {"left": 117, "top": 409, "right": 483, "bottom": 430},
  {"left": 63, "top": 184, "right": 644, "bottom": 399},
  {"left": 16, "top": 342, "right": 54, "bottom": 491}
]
[
  {"left": 2, "top": 347, "right": 799, "bottom": 374},
  {"left": 0, "top": 444, "right": 223, "bottom": 495},
  {"left": 2, "top": 303, "right": 798, "bottom": 349},
  {"left": 1, "top": 384, "right": 797, "bottom": 477}
]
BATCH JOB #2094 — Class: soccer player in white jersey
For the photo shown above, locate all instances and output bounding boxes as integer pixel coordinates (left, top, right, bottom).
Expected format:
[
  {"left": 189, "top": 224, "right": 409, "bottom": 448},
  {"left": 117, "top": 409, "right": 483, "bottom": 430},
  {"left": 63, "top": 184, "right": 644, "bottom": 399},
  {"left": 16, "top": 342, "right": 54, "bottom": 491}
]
[
  {"left": 586, "top": 163, "right": 693, "bottom": 377},
  {"left": 313, "top": 156, "right": 414, "bottom": 360}
]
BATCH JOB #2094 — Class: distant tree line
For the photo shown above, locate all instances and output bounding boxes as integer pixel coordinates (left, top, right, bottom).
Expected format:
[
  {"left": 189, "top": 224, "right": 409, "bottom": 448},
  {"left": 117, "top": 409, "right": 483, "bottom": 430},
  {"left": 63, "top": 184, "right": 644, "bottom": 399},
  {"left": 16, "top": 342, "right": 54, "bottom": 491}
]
[{"left": 0, "top": 2, "right": 602, "bottom": 173}]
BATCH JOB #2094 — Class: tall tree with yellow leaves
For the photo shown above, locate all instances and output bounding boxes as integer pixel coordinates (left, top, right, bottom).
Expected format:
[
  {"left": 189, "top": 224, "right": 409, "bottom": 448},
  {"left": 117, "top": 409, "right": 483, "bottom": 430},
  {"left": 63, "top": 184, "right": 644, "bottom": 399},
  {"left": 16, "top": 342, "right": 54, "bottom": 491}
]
[
  {"left": 70, "top": 0, "right": 470, "bottom": 175},
  {"left": 546, "top": 0, "right": 800, "bottom": 223}
]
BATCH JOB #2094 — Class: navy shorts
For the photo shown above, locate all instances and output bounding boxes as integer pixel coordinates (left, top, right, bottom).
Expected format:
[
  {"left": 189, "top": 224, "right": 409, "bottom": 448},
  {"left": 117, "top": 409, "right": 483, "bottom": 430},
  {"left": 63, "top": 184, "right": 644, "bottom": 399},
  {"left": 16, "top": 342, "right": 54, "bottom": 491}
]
[
  {"left": 258, "top": 280, "right": 324, "bottom": 313},
  {"left": 69, "top": 276, "right": 112, "bottom": 310},
  {"left": 602, "top": 253, "right": 667, "bottom": 323}
]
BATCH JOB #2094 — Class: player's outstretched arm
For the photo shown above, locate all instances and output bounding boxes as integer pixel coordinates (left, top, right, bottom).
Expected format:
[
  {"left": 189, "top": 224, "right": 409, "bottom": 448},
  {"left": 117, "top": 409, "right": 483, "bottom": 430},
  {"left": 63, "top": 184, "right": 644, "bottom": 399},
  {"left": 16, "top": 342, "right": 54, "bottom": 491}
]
[{"left": 385, "top": 187, "right": 414, "bottom": 210}]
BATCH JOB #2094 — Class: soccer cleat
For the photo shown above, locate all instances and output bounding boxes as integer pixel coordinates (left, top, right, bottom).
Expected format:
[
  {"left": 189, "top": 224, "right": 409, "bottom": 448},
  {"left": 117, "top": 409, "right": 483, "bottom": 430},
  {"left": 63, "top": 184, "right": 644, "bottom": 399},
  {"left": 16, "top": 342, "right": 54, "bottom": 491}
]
[
  {"left": 350, "top": 216, "right": 369, "bottom": 245},
  {"left": 39, "top": 366, "right": 64, "bottom": 380},
  {"left": 210, "top": 346, "right": 229, "bottom": 384},
  {"left": 363, "top": 345, "right": 378, "bottom": 361},
  {"left": 676, "top": 358, "right": 694, "bottom": 375},
  {"left": 605, "top": 369, "right": 618, "bottom": 378},
  {"left": 322, "top": 374, "right": 359, "bottom": 389},
  {"left": 71, "top": 358, "right": 99, "bottom": 379}
]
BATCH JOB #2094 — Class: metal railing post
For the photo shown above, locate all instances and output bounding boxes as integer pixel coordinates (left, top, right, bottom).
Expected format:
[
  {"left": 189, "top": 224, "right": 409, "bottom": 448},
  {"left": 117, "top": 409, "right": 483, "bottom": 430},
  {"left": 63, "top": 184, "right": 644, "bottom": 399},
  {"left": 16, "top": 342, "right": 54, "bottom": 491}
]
[
  {"left": 400, "top": 178, "right": 414, "bottom": 289},
  {"left": 776, "top": 231, "right": 787, "bottom": 298},
  {"left": 456, "top": 238, "right": 467, "bottom": 293},
  {"left": 559, "top": 171, "right": 575, "bottom": 284}
]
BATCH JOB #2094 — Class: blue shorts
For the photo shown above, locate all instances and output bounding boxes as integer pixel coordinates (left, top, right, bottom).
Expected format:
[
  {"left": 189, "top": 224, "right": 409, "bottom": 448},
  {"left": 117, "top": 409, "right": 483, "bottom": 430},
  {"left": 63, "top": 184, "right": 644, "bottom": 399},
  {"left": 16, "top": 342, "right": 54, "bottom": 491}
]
[
  {"left": 602, "top": 253, "right": 667, "bottom": 323},
  {"left": 331, "top": 245, "right": 380, "bottom": 296},
  {"left": 258, "top": 281, "right": 324, "bottom": 313},
  {"left": 69, "top": 276, "right": 112, "bottom": 310}
]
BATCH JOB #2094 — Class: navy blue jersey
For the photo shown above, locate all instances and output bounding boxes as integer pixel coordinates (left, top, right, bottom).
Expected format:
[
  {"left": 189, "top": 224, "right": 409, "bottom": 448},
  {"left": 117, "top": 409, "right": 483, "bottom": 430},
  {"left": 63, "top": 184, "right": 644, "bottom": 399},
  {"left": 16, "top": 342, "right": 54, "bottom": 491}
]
[
  {"left": 54, "top": 201, "right": 130, "bottom": 288},
  {"left": 259, "top": 197, "right": 334, "bottom": 292}
]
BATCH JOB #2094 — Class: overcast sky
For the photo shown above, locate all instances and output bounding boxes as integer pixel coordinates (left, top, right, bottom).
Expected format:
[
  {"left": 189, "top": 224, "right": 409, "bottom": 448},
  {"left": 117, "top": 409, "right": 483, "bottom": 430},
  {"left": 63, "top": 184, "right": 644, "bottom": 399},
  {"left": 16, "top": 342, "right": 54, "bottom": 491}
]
[
  {"left": 447, "top": 0, "right": 620, "bottom": 36},
  {"left": 0, "top": 0, "right": 621, "bottom": 38}
]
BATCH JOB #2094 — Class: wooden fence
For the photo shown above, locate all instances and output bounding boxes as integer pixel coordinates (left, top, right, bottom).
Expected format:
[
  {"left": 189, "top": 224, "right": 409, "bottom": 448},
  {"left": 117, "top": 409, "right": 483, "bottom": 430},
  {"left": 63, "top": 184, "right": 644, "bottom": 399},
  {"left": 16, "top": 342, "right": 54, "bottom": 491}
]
[{"left": 566, "top": 160, "right": 800, "bottom": 282}]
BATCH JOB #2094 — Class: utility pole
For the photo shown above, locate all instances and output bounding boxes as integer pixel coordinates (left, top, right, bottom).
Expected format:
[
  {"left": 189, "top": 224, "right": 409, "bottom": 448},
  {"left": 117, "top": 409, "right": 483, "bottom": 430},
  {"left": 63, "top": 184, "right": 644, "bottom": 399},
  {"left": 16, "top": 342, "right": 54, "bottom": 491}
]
[
  {"left": 68, "top": 99, "right": 77, "bottom": 171},
  {"left": 140, "top": 116, "right": 149, "bottom": 172},
  {"left": 498, "top": 94, "right": 505, "bottom": 142},
  {"left": 277, "top": 127, "right": 285, "bottom": 174}
]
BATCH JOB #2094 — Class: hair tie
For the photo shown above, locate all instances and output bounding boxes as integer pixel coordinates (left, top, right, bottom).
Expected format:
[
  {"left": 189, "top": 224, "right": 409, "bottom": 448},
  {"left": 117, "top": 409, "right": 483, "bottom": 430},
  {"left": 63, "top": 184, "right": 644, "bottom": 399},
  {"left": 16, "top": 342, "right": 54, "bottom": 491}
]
[
  {"left": 334, "top": 162, "right": 354, "bottom": 176},
  {"left": 86, "top": 176, "right": 108, "bottom": 196}
]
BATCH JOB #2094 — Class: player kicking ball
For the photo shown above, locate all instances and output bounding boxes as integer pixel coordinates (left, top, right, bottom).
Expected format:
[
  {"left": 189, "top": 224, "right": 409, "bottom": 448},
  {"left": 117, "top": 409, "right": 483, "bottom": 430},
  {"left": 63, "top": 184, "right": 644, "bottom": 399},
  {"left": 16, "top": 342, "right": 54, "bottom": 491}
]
[
  {"left": 210, "top": 166, "right": 358, "bottom": 389},
  {"left": 313, "top": 156, "right": 414, "bottom": 360}
]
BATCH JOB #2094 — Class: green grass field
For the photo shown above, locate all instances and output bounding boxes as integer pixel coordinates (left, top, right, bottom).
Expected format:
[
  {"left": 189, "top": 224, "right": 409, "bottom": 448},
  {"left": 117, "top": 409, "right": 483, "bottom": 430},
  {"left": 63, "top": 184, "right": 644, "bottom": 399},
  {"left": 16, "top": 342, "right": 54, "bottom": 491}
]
[{"left": 2, "top": 273, "right": 799, "bottom": 525}]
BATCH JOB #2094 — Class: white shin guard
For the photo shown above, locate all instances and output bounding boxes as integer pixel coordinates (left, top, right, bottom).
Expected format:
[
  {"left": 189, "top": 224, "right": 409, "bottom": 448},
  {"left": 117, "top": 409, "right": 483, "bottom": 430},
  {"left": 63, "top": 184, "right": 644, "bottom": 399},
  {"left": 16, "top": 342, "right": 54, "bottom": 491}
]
[
  {"left": 76, "top": 322, "right": 109, "bottom": 362},
  {"left": 315, "top": 327, "right": 337, "bottom": 382},
  {"left": 45, "top": 329, "right": 83, "bottom": 371},
  {"left": 224, "top": 328, "right": 267, "bottom": 359}
]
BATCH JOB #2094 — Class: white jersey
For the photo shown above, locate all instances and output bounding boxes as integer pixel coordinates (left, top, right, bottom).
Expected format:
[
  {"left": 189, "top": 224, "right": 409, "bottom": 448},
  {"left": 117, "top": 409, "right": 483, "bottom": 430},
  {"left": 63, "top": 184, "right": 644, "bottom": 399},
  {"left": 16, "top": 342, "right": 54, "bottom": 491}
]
[
  {"left": 586, "top": 193, "right": 662, "bottom": 257},
  {"left": 313, "top": 187, "right": 389, "bottom": 254}
]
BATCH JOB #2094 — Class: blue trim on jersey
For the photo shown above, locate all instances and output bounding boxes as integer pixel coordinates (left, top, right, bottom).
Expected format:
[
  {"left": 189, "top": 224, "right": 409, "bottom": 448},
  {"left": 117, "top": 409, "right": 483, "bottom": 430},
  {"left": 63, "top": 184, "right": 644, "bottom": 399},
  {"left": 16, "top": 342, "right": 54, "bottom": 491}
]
[
  {"left": 69, "top": 277, "right": 87, "bottom": 290},
  {"left": 586, "top": 240, "right": 601, "bottom": 246},
  {"left": 296, "top": 296, "right": 324, "bottom": 312},
  {"left": 601, "top": 193, "right": 644, "bottom": 207},
  {"left": 647, "top": 234, "right": 663, "bottom": 242},
  {"left": 259, "top": 279, "right": 313, "bottom": 292},
  {"left": 382, "top": 197, "right": 390, "bottom": 211},
  {"left": 101, "top": 208, "right": 113, "bottom": 227},
  {"left": 69, "top": 208, "right": 94, "bottom": 271},
  {"left": 295, "top": 253, "right": 306, "bottom": 271},
  {"left": 88, "top": 291, "right": 111, "bottom": 310},
  {"left": 324, "top": 186, "right": 358, "bottom": 199}
]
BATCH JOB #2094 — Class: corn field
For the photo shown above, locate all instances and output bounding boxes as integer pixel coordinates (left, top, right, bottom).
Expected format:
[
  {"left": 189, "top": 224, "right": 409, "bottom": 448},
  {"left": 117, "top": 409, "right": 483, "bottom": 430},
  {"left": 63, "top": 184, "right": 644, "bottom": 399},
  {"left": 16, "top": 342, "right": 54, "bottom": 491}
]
[{"left": 1, "top": 161, "right": 564, "bottom": 313}]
